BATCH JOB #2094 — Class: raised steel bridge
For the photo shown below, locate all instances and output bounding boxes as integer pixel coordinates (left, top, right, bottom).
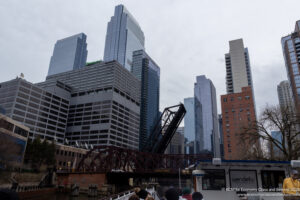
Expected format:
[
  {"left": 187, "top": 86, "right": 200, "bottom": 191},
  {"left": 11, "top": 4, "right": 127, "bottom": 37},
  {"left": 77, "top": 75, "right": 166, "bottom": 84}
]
[{"left": 76, "top": 104, "right": 213, "bottom": 173}]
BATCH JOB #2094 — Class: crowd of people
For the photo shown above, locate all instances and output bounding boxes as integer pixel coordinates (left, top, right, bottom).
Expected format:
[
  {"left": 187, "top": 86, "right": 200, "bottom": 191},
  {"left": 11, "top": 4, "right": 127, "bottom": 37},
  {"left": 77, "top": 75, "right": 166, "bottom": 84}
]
[{"left": 129, "top": 187, "right": 203, "bottom": 200}]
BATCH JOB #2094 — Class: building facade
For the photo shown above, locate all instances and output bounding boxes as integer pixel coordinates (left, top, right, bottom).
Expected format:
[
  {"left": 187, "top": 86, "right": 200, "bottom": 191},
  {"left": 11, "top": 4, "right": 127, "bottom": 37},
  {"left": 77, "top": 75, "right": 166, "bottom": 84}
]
[
  {"left": 165, "top": 127, "right": 185, "bottom": 154},
  {"left": 0, "top": 114, "right": 29, "bottom": 166},
  {"left": 221, "top": 39, "right": 257, "bottom": 160},
  {"left": 0, "top": 78, "right": 69, "bottom": 143},
  {"left": 0, "top": 105, "right": 5, "bottom": 115},
  {"left": 38, "top": 61, "right": 141, "bottom": 149},
  {"left": 131, "top": 49, "right": 160, "bottom": 150},
  {"left": 184, "top": 97, "right": 202, "bottom": 154},
  {"left": 277, "top": 80, "right": 294, "bottom": 113},
  {"left": 218, "top": 114, "right": 224, "bottom": 158},
  {"left": 194, "top": 75, "right": 220, "bottom": 157},
  {"left": 0, "top": 61, "right": 141, "bottom": 150},
  {"left": 221, "top": 87, "right": 257, "bottom": 160},
  {"left": 270, "top": 131, "right": 284, "bottom": 160},
  {"left": 281, "top": 21, "right": 300, "bottom": 114},
  {"left": 48, "top": 33, "right": 88, "bottom": 76},
  {"left": 104, "top": 4, "right": 145, "bottom": 71},
  {"left": 225, "top": 39, "right": 253, "bottom": 94}
]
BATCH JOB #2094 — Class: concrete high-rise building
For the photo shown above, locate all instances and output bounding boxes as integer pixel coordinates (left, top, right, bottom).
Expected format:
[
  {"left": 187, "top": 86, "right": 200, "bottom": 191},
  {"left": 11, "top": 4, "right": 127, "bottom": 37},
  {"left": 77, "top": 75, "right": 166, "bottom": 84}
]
[
  {"left": 194, "top": 75, "right": 220, "bottom": 157},
  {"left": 104, "top": 4, "right": 145, "bottom": 71},
  {"left": 277, "top": 80, "right": 294, "bottom": 113},
  {"left": 48, "top": 33, "right": 88, "bottom": 76},
  {"left": 225, "top": 39, "right": 253, "bottom": 93},
  {"left": 131, "top": 50, "right": 160, "bottom": 150},
  {"left": 38, "top": 61, "right": 140, "bottom": 149},
  {"left": 0, "top": 61, "right": 141, "bottom": 150},
  {"left": 221, "top": 39, "right": 258, "bottom": 160},
  {"left": 0, "top": 78, "right": 69, "bottom": 143},
  {"left": 281, "top": 21, "right": 300, "bottom": 113},
  {"left": 184, "top": 97, "right": 202, "bottom": 154}
]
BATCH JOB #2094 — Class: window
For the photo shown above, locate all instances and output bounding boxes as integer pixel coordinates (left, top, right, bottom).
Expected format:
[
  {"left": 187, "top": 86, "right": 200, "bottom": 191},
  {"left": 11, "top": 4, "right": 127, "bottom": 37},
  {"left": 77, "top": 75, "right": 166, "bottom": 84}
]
[
  {"left": 261, "top": 170, "right": 285, "bottom": 190},
  {"left": 0, "top": 119, "right": 14, "bottom": 131},
  {"left": 202, "top": 169, "right": 226, "bottom": 190},
  {"left": 223, "top": 98, "right": 227, "bottom": 102}
]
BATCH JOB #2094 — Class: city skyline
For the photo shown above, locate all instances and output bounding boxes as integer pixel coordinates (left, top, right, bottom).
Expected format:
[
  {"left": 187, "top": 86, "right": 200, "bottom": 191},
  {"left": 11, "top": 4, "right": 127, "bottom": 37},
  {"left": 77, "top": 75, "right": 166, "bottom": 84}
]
[{"left": 0, "top": 0, "right": 298, "bottom": 115}]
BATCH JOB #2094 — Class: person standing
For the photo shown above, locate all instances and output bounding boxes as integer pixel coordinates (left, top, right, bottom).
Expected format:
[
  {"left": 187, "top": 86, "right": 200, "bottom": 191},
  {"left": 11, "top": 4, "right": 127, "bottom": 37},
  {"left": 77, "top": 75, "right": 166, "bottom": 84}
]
[{"left": 283, "top": 170, "right": 300, "bottom": 200}]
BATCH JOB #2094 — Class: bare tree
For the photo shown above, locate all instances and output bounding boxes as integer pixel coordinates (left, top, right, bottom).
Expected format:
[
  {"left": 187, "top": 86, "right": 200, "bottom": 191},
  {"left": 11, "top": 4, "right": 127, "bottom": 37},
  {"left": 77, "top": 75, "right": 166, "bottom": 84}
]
[{"left": 240, "top": 105, "right": 300, "bottom": 160}]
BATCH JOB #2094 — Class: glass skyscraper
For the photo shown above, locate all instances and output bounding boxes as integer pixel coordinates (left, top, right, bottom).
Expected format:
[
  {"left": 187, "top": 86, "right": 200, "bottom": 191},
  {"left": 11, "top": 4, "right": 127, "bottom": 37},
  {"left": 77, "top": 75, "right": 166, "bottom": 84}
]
[
  {"left": 104, "top": 4, "right": 145, "bottom": 71},
  {"left": 281, "top": 20, "right": 300, "bottom": 114},
  {"left": 194, "top": 75, "right": 220, "bottom": 157},
  {"left": 48, "top": 33, "right": 88, "bottom": 76},
  {"left": 277, "top": 80, "right": 294, "bottom": 113},
  {"left": 184, "top": 97, "right": 202, "bottom": 154},
  {"left": 132, "top": 50, "right": 160, "bottom": 150}
]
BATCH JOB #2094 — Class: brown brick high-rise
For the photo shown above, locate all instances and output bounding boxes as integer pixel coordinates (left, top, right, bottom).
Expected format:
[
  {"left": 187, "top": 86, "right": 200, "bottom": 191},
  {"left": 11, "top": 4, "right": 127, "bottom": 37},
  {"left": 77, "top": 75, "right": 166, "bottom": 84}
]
[{"left": 221, "top": 86, "right": 257, "bottom": 160}]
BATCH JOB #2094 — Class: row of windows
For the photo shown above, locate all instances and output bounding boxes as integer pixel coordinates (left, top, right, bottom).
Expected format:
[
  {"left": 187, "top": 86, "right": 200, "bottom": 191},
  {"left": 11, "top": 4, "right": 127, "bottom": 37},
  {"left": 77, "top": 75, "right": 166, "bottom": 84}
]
[
  {"left": 56, "top": 149, "right": 85, "bottom": 158},
  {"left": 20, "top": 81, "right": 69, "bottom": 105},
  {"left": 223, "top": 96, "right": 251, "bottom": 102}
]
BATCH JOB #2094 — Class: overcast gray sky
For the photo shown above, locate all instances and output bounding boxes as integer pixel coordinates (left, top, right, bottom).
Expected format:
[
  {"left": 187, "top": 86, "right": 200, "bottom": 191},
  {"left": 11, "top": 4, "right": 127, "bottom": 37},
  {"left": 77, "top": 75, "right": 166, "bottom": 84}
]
[{"left": 0, "top": 0, "right": 299, "bottom": 115}]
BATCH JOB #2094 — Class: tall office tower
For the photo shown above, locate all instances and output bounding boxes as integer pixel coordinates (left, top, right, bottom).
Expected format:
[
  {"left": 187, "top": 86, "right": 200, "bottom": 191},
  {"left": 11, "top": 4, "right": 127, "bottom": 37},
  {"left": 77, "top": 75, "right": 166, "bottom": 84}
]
[
  {"left": 277, "top": 80, "right": 294, "bottom": 113},
  {"left": 225, "top": 39, "right": 253, "bottom": 93},
  {"left": 184, "top": 97, "right": 203, "bottom": 154},
  {"left": 131, "top": 50, "right": 160, "bottom": 150},
  {"left": 48, "top": 33, "right": 88, "bottom": 76},
  {"left": 104, "top": 5, "right": 145, "bottom": 71},
  {"left": 194, "top": 75, "right": 220, "bottom": 157},
  {"left": 38, "top": 61, "right": 141, "bottom": 149},
  {"left": 0, "top": 78, "right": 69, "bottom": 143},
  {"left": 221, "top": 39, "right": 257, "bottom": 160},
  {"left": 281, "top": 21, "right": 300, "bottom": 113}
]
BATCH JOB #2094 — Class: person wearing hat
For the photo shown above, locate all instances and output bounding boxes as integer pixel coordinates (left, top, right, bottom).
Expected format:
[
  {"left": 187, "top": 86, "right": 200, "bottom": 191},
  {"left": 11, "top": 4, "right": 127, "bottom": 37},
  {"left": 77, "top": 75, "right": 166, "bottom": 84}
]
[{"left": 283, "top": 169, "right": 300, "bottom": 200}]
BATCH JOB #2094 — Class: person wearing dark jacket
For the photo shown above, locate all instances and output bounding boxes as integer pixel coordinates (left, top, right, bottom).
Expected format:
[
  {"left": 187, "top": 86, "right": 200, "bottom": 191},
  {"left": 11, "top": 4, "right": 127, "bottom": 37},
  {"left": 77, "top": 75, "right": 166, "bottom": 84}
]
[
  {"left": 192, "top": 192, "right": 203, "bottom": 200},
  {"left": 165, "top": 188, "right": 179, "bottom": 200},
  {"left": 134, "top": 187, "right": 149, "bottom": 199}
]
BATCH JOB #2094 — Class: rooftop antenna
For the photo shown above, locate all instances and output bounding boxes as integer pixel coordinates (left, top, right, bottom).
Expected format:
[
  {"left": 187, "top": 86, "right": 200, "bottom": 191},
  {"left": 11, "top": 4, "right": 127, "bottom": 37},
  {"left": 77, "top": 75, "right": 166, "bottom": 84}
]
[{"left": 20, "top": 73, "right": 24, "bottom": 79}]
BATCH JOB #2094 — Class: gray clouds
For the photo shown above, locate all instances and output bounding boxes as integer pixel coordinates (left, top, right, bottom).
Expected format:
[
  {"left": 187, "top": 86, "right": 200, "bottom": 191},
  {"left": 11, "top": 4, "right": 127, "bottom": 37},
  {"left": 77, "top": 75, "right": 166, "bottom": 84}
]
[{"left": 0, "top": 0, "right": 299, "bottom": 115}]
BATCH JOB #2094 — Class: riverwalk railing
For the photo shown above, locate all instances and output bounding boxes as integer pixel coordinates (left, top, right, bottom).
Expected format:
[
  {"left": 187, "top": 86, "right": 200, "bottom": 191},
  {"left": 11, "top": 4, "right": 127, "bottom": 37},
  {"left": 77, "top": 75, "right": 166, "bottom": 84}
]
[{"left": 100, "top": 187, "right": 158, "bottom": 200}]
